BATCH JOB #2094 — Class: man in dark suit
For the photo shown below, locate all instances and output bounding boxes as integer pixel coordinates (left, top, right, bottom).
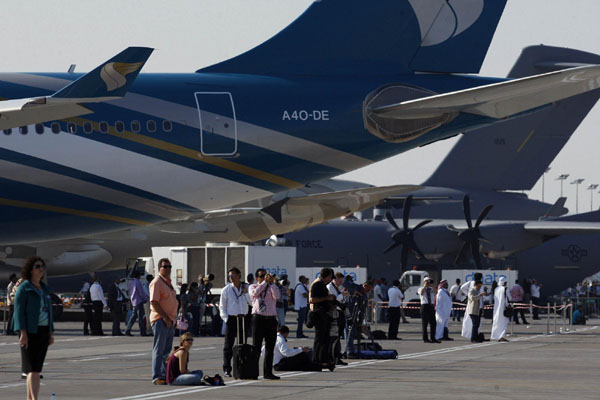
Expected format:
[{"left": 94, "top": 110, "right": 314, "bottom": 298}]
[{"left": 107, "top": 278, "right": 125, "bottom": 336}]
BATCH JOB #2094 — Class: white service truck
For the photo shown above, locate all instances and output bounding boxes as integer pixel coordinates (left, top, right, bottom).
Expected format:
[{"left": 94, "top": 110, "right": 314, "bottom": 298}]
[{"left": 399, "top": 269, "right": 519, "bottom": 316}]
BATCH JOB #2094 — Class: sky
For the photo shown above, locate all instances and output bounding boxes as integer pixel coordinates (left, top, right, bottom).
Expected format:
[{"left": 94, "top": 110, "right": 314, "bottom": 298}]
[{"left": 2, "top": 0, "right": 600, "bottom": 214}]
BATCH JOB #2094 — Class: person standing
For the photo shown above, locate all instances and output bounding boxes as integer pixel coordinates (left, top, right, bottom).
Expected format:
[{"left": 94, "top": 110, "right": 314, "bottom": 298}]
[
  {"left": 435, "top": 280, "right": 453, "bottom": 341},
  {"left": 418, "top": 277, "right": 439, "bottom": 343},
  {"left": 460, "top": 273, "right": 483, "bottom": 340},
  {"left": 81, "top": 281, "right": 93, "bottom": 335},
  {"left": 249, "top": 268, "right": 281, "bottom": 380},
  {"left": 531, "top": 279, "right": 542, "bottom": 320},
  {"left": 90, "top": 275, "right": 106, "bottom": 336},
  {"left": 387, "top": 280, "right": 404, "bottom": 340},
  {"left": 294, "top": 276, "right": 309, "bottom": 338},
  {"left": 13, "top": 256, "right": 54, "bottom": 400},
  {"left": 6, "top": 273, "right": 18, "bottom": 335},
  {"left": 374, "top": 280, "right": 384, "bottom": 323},
  {"left": 467, "top": 280, "right": 486, "bottom": 343},
  {"left": 327, "top": 272, "right": 348, "bottom": 365},
  {"left": 125, "top": 270, "right": 149, "bottom": 336},
  {"left": 108, "top": 278, "right": 125, "bottom": 336},
  {"left": 143, "top": 274, "right": 153, "bottom": 334},
  {"left": 449, "top": 278, "right": 464, "bottom": 322},
  {"left": 219, "top": 267, "right": 250, "bottom": 377},
  {"left": 188, "top": 282, "right": 201, "bottom": 336},
  {"left": 491, "top": 277, "right": 511, "bottom": 342},
  {"left": 150, "top": 258, "right": 178, "bottom": 385},
  {"left": 309, "top": 268, "right": 336, "bottom": 369},
  {"left": 510, "top": 280, "right": 529, "bottom": 325}
]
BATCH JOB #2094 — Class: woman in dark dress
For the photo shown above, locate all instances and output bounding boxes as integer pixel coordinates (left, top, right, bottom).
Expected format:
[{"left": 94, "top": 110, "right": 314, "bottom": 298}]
[{"left": 13, "top": 256, "right": 54, "bottom": 400}]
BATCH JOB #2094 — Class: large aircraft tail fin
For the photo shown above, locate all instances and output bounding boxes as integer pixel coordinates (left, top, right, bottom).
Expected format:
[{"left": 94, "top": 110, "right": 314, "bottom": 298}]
[
  {"left": 423, "top": 46, "right": 600, "bottom": 191},
  {"left": 199, "top": 0, "right": 506, "bottom": 75},
  {"left": 52, "top": 47, "right": 153, "bottom": 99}
]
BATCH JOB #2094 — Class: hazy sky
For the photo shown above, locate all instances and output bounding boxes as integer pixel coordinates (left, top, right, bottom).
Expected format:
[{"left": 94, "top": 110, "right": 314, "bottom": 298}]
[{"left": 3, "top": 0, "right": 599, "bottom": 214}]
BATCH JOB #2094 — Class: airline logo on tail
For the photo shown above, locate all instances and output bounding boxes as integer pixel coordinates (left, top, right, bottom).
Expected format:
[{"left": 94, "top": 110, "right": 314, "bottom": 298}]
[
  {"left": 409, "top": 0, "right": 484, "bottom": 46},
  {"left": 100, "top": 61, "right": 144, "bottom": 91}
]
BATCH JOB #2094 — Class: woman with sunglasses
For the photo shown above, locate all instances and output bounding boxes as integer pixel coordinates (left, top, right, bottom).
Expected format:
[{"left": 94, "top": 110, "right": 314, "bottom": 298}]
[
  {"left": 13, "top": 256, "right": 54, "bottom": 400},
  {"left": 166, "top": 332, "right": 204, "bottom": 385}
]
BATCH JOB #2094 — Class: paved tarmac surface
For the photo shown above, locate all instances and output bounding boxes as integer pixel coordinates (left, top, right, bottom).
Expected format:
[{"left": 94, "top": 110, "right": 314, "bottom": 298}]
[{"left": 0, "top": 315, "right": 598, "bottom": 400}]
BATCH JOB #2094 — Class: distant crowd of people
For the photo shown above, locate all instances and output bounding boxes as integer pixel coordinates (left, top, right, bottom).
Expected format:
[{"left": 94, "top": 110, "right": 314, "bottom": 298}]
[{"left": 7, "top": 255, "right": 571, "bottom": 400}]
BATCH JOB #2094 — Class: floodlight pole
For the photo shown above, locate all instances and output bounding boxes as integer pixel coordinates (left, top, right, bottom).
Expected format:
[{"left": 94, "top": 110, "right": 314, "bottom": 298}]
[
  {"left": 587, "top": 184, "right": 598, "bottom": 211},
  {"left": 571, "top": 179, "right": 585, "bottom": 214},
  {"left": 556, "top": 174, "right": 569, "bottom": 197}
]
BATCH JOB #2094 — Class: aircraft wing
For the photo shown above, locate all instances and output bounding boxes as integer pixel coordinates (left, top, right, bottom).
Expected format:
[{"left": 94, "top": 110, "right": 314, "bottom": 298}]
[
  {"left": 155, "top": 184, "right": 423, "bottom": 235},
  {"left": 373, "top": 65, "right": 600, "bottom": 120},
  {"left": 524, "top": 221, "right": 600, "bottom": 236},
  {"left": 0, "top": 47, "right": 152, "bottom": 130}
]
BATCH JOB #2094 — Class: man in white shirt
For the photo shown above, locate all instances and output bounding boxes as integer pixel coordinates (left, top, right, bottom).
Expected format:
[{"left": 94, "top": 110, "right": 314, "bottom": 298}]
[
  {"left": 449, "top": 278, "right": 464, "bottom": 322},
  {"left": 531, "top": 279, "right": 541, "bottom": 320},
  {"left": 418, "top": 277, "right": 439, "bottom": 343},
  {"left": 263, "top": 325, "right": 325, "bottom": 372},
  {"left": 327, "top": 272, "right": 348, "bottom": 365},
  {"left": 219, "top": 267, "right": 250, "bottom": 377},
  {"left": 90, "top": 275, "right": 107, "bottom": 335},
  {"left": 387, "top": 280, "right": 404, "bottom": 340},
  {"left": 293, "top": 276, "right": 309, "bottom": 338}
]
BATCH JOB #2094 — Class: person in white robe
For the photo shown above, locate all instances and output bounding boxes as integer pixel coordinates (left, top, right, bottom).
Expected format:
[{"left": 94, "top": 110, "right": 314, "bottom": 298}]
[
  {"left": 435, "top": 280, "right": 453, "bottom": 340},
  {"left": 460, "top": 273, "right": 485, "bottom": 339},
  {"left": 491, "top": 277, "right": 511, "bottom": 342}
]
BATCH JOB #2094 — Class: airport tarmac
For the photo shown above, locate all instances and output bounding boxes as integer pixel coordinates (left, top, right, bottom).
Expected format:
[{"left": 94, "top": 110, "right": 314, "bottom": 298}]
[{"left": 0, "top": 317, "right": 598, "bottom": 400}]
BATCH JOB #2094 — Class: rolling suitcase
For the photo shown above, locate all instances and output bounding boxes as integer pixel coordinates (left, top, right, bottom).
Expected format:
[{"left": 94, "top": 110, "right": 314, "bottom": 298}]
[{"left": 232, "top": 315, "right": 259, "bottom": 380}]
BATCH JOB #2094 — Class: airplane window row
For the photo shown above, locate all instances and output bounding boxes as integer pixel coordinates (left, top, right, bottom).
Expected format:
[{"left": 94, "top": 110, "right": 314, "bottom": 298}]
[{"left": 2, "top": 120, "right": 174, "bottom": 135}]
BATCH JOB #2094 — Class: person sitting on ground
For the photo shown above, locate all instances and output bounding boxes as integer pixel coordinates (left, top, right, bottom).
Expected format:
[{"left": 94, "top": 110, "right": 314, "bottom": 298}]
[
  {"left": 263, "top": 325, "right": 331, "bottom": 372},
  {"left": 572, "top": 306, "right": 587, "bottom": 325},
  {"left": 166, "top": 332, "right": 204, "bottom": 385}
]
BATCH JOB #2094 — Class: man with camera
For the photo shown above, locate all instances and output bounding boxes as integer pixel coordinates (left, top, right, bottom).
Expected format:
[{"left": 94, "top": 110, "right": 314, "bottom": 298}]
[
  {"left": 344, "top": 280, "right": 374, "bottom": 357},
  {"left": 249, "top": 268, "right": 281, "bottom": 380},
  {"left": 219, "top": 267, "right": 250, "bottom": 377},
  {"left": 418, "top": 277, "right": 439, "bottom": 343}
]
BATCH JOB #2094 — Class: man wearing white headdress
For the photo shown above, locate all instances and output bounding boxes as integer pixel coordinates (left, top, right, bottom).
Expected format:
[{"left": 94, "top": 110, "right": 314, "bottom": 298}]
[
  {"left": 491, "top": 277, "right": 511, "bottom": 342},
  {"left": 460, "top": 273, "right": 484, "bottom": 339},
  {"left": 435, "top": 280, "right": 453, "bottom": 341}
]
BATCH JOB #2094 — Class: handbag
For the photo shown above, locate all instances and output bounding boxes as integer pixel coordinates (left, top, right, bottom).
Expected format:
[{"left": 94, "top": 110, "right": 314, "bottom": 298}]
[{"left": 176, "top": 315, "right": 188, "bottom": 331}]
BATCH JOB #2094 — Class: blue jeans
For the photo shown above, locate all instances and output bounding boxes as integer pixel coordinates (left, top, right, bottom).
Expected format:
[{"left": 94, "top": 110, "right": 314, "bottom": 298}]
[
  {"left": 276, "top": 307, "right": 285, "bottom": 327},
  {"left": 171, "top": 370, "right": 204, "bottom": 386},
  {"left": 152, "top": 319, "right": 175, "bottom": 381},
  {"left": 126, "top": 303, "right": 147, "bottom": 335},
  {"left": 296, "top": 307, "right": 307, "bottom": 337}
]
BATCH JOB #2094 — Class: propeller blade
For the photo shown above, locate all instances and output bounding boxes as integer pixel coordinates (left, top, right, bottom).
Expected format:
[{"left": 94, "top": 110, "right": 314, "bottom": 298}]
[
  {"left": 410, "top": 219, "right": 433, "bottom": 234},
  {"left": 385, "top": 212, "right": 401, "bottom": 231},
  {"left": 412, "top": 244, "right": 428, "bottom": 261},
  {"left": 401, "top": 246, "right": 409, "bottom": 270},
  {"left": 402, "top": 195, "right": 413, "bottom": 231},
  {"left": 475, "top": 204, "right": 494, "bottom": 228},
  {"left": 454, "top": 241, "right": 469, "bottom": 265},
  {"left": 463, "top": 195, "right": 472, "bottom": 229},
  {"left": 471, "top": 240, "right": 482, "bottom": 267},
  {"left": 383, "top": 241, "right": 402, "bottom": 254}
]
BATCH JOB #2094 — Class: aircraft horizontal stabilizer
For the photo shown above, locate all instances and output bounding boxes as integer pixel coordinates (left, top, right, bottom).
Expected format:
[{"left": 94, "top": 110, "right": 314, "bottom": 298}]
[
  {"left": 524, "top": 221, "right": 600, "bottom": 236},
  {"left": 0, "top": 47, "right": 153, "bottom": 131},
  {"left": 373, "top": 65, "right": 600, "bottom": 120}
]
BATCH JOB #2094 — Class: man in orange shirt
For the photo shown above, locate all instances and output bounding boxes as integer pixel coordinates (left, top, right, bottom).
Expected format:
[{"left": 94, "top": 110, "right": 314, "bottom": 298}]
[{"left": 149, "top": 258, "right": 178, "bottom": 385}]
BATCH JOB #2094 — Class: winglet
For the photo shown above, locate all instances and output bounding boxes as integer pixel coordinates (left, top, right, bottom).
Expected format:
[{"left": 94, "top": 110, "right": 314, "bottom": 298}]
[
  {"left": 261, "top": 198, "right": 290, "bottom": 224},
  {"left": 52, "top": 47, "right": 153, "bottom": 99}
]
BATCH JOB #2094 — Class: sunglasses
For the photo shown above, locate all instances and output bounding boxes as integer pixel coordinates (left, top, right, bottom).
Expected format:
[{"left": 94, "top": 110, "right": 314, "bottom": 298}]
[
  {"left": 161, "top": 265, "right": 172, "bottom": 269},
  {"left": 256, "top": 274, "right": 265, "bottom": 278},
  {"left": 184, "top": 338, "right": 194, "bottom": 342},
  {"left": 33, "top": 264, "right": 45, "bottom": 269}
]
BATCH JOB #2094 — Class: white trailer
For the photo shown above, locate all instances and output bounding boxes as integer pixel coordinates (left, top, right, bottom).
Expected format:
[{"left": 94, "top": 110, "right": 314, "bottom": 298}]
[{"left": 150, "top": 245, "right": 296, "bottom": 294}]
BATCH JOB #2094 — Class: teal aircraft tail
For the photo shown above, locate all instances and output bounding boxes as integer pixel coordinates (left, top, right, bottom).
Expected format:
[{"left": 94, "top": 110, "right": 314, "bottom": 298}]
[{"left": 199, "top": 0, "right": 507, "bottom": 75}]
